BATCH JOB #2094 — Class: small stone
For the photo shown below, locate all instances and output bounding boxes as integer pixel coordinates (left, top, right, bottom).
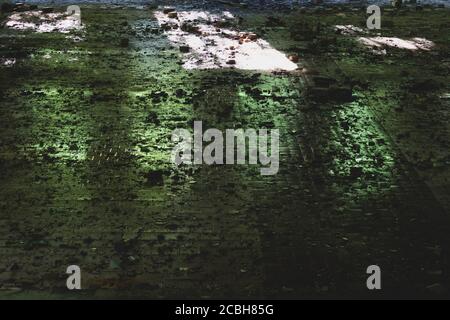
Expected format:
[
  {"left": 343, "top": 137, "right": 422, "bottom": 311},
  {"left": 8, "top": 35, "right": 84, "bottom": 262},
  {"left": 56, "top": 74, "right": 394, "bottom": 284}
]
[
  {"left": 181, "top": 23, "right": 201, "bottom": 35},
  {"left": 167, "top": 12, "right": 178, "bottom": 19},
  {"left": 247, "top": 33, "right": 258, "bottom": 41},
  {"left": 288, "top": 54, "right": 299, "bottom": 63}
]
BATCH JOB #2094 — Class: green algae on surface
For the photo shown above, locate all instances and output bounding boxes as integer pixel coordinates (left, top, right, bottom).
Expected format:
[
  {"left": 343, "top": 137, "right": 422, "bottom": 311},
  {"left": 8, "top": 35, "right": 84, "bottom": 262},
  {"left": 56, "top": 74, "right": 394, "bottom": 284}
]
[{"left": 0, "top": 5, "right": 450, "bottom": 299}]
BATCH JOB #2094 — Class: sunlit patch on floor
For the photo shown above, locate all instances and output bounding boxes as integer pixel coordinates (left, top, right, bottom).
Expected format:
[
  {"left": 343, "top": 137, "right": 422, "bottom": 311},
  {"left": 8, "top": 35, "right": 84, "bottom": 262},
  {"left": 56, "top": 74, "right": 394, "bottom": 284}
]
[
  {"left": 334, "top": 25, "right": 435, "bottom": 54},
  {"left": 4, "top": 10, "right": 83, "bottom": 33},
  {"left": 358, "top": 37, "right": 435, "bottom": 52},
  {"left": 154, "top": 9, "right": 298, "bottom": 71}
]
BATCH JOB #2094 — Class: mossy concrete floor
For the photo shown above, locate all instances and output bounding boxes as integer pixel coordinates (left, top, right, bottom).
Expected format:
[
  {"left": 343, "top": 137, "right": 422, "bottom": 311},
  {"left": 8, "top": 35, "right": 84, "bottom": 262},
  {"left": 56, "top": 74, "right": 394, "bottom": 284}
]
[{"left": 0, "top": 4, "right": 449, "bottom": 299}]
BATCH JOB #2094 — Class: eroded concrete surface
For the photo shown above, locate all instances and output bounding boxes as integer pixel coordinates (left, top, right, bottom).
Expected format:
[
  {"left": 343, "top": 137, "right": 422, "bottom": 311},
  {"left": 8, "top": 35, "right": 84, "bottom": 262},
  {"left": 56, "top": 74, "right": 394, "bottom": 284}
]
[{"left": 0, "top": 2, "right": 449, "bottom": 299}]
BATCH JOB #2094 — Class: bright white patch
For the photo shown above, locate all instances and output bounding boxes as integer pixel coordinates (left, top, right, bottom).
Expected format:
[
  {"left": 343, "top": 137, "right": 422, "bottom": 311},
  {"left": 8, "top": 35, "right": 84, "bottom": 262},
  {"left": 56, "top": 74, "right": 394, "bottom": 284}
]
[
  {"left": 334, "top": 25, "right": 367, "bottom": 36},
  {"left": 5, "top": 11, "right": 83, "bottom": 33},
  {"left": 358, "top": 36, "right": 435, "bottom": 51},
  {"left": 155, "top": 10, "right": 298, "bottom": 71},
  {"left": 334, "top": 25, "right": 434, "bottom": 54},
  {"left": 1, "top": 58, "right": 16, "bottom": 67}
]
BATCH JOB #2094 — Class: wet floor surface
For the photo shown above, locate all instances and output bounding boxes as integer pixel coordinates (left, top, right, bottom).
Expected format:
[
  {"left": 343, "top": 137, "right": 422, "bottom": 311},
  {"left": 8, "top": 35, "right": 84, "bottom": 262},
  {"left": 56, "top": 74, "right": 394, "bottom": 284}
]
[{"left": 0, "top": 4, "right": 449, "bottom": 298}]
